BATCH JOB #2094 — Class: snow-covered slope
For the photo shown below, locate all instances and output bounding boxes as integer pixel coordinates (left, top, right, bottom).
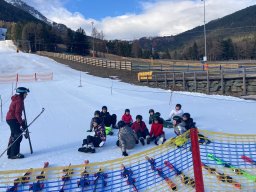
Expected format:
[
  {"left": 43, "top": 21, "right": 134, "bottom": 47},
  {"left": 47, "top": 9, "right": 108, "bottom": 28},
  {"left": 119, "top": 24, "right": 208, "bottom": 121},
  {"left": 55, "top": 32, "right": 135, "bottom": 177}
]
[{"left": 0, "top": 40, "right": 255, "bottom": 171}]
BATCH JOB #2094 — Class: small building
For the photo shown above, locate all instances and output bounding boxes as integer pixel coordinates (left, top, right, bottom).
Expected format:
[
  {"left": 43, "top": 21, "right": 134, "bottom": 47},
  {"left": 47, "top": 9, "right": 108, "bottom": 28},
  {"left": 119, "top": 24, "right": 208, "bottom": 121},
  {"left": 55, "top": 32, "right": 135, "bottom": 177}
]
[{"left": 0, "top": 28, "right": 7, "bottom": 41}]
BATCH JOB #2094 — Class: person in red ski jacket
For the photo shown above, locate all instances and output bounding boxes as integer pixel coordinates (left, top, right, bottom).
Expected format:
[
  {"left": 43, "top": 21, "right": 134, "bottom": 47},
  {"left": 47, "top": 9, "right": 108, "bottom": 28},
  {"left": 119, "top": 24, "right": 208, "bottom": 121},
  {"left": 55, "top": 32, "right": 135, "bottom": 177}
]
[
  {"left": 149, "top": 116, "right": 166, "bottom": 145},
  {"left": 121, "top": 109, "right": 133, "bottom": 126},
  {"left": 6, "top": 87, "right": 29, "bottom": 159},
  {"left": 131, "top": 115, "right": 150, "bottom": 145}
]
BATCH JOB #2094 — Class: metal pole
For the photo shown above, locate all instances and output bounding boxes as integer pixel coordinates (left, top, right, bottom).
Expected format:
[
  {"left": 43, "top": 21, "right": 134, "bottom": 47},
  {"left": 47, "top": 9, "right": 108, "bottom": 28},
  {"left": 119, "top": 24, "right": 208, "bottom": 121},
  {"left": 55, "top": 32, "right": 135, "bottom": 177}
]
[
  {"left": 91, "top": 21, "right": 95, "bottom": 58},
  {"left": 203, "top": 0, "right": 207, "bottom": 63},
  {"left": 78, "top": 71, "right": 82, "bottom": 87}
]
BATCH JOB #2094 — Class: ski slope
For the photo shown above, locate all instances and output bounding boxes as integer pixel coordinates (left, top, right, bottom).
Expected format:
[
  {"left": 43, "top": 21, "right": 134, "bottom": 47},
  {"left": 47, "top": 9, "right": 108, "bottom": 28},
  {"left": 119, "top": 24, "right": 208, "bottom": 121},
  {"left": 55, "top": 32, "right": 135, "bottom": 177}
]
[{"left": 0, "top": 40, "right": 255, "bottom": 171}]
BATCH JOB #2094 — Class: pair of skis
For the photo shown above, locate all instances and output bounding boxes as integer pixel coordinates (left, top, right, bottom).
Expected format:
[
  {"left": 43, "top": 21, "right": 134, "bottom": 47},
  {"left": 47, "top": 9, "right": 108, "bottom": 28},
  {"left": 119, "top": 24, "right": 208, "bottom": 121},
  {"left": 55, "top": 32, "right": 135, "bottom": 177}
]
[
  {"left": 201, "top": 162, "right": 241, "bottom": 189},
  {"left": 76, "top": 160, "right": 108, "bottom": 192},
  {"left": 7, "top": 162, "right": 49, "bottom": 192},
  {"left": 207, "top": 153, "right": 256, "bottom": 182},
  {"left": 121, "top": 164, "right": 138, "bottom": 192},
  {"left": 145, "top": 156, "right": 177, "bottom": 191},
  {"left": 164, "top": 161, "right": 195, "bottom": 188}
]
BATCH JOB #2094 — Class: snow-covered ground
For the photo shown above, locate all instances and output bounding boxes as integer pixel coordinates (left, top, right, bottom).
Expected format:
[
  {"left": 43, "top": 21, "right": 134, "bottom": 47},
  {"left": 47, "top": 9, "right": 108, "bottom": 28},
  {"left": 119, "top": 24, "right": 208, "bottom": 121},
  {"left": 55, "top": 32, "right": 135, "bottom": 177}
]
[{"left": 0, "top": 40, "right": 255, "bottom": 171}]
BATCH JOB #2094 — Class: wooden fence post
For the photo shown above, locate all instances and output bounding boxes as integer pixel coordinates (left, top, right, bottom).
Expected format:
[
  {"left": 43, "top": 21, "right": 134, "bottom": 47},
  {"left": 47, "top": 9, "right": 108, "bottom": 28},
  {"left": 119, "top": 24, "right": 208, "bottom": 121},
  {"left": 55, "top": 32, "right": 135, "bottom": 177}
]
[
  {"left": 220, "top": 68, "right": 224, "bottom": 94},
  {"left": 206, "top": 71, "right": 210, "bottom": 94},
  {"left": 194, "top": 72, "right": 197, "bottom": 92},
  {"left": 165, "top": 73, "right": 167, "bottom": 88},
  {"left": 183, "top": 72, "right": 186, "bottom": 90},
  {"left": 172, "top": 73, "right": 175, "bottom": 89},
  {"left": 243, "top": 68, "right": 247, "bottom": 95}
]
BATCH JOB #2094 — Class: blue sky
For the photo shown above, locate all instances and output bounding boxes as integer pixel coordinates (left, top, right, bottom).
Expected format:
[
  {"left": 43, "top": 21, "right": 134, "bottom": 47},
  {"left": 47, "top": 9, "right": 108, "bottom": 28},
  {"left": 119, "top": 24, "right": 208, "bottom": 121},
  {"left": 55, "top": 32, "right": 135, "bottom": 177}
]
[
  {"left": 22, "top": 0, "right": 256, "bottom": 40},
  {"left": 63, "top": 0, "right": 141, "bottom": 20}
]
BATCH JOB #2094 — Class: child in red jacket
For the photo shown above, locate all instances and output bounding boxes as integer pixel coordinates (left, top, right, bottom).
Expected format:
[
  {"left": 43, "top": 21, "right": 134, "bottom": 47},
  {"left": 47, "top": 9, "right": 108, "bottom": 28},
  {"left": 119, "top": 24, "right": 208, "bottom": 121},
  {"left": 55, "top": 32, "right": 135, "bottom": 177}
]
[
  {"left": 149, "top": 116, "right": 166, "bottom": 145},
  {"left": 122, "top": 109, "right": 133, "bottom": 126},
  {"left": 131, "top": 115, "right": 150, "bottom": 145}
]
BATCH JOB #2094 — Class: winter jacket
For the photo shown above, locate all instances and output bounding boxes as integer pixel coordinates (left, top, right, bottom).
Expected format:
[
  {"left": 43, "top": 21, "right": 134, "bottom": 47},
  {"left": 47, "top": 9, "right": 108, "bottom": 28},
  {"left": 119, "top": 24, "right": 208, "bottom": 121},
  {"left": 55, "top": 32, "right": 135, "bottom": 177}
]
[
  {"left": 184, "top": 118, "right": 196, "bottom": 130},
  {"left": 173, "top": 121, "right": 186, "bottom": 136},
  {"left": 150, "top": 123, "right": 164, "bottom": 137},
  {"left": 6, "top": 95, "right": 24, "bottom": 125},
  {"left": 94, "top": 124, "right": 106, "bottom": 141},
  {"left": 122, "top": 114, "right": 133, "bottom": 124},
  {"left": 131, "top": 121, "right": 147, "bottom": 133},
  {"left": 169, "top": 109, "right": 184, "bottom": 119},
  {"left": 118, "top": 125, "right": 138, "bottom": 152},
  {"left": 149, "top": 114, "right": 154, "bottom": 124},
  {"left": 100, "top": 112, "right": 112, "bottom": 127}
]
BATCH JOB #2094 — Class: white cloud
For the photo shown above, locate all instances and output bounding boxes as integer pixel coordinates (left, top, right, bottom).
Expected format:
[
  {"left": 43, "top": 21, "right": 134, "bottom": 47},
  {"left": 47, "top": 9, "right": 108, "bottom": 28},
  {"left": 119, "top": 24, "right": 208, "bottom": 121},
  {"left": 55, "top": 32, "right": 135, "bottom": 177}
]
[{"left": 22, "top": 0, "right": 256, "bottom": 40}]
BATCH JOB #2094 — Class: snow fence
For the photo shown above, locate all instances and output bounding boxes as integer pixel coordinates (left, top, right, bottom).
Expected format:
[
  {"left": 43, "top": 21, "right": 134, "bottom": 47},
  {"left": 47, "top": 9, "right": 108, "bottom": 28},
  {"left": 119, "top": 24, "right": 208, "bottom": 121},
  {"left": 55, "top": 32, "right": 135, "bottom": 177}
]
[{"left": 0, "top": 129, "right": 256, "bottom": 191}]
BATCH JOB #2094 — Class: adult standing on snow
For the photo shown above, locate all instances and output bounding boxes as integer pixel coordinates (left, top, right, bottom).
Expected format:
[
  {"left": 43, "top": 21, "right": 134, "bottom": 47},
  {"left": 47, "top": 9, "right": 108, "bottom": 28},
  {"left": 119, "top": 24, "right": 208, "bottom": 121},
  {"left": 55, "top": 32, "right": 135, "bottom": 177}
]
[{"left": 6, "top": 87, "right": 29, "bottom": 159}]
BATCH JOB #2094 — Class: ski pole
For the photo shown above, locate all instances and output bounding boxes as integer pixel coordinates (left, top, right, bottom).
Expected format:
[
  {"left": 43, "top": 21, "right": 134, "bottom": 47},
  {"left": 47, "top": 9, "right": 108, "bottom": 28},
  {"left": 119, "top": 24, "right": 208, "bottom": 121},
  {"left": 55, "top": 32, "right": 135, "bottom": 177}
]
[
  {"left": 0, "top": 108, "right": 45, "bottom": 158},
  {"left": 23, "top": 105, "right": 33, "bottom": 154}
]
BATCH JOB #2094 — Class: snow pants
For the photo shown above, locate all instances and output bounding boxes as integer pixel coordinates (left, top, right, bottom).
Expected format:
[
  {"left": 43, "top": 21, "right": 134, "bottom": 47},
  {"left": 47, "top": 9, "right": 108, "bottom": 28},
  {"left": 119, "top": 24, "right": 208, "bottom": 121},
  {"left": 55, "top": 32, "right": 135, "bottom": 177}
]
[
  {"left": 83, "top": 135, "right": 102, "bottom": 147},
  {"left": 136, "top": 128, "right": 149, "bottom": 139},
  {"left": 6, "top": 119, "right": 23, "bottom": 157}
]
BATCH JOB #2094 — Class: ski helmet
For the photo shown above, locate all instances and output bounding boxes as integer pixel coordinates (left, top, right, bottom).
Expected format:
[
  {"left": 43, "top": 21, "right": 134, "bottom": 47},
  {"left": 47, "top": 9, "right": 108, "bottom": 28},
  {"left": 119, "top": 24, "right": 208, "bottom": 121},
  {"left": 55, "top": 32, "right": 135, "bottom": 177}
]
[
  {"left": 102, "top": 106, "right": 107, "bottom": 111},
  {"left": 16, "top": 87, "right": 29, "bottom": 94},
  {"left": 94, "top": 110, "right": 101, "bottom": 116},
  {"left": 155, "top": 112, "right": 161, "bottom": 117},
  {"left": 92, "top": 117, "right": 101, "bottom": 125},
  {"left": 173, "top": 116, "right": 182, "bottom": 123},
  {"left": 117, "top": 120, "right": 126, "bottom": 129},
  {"left": 149, "top": 109, "right": 154, "bottom": 114},
  {"left": 153, "top": 116, "right": 160, "bottom": 122},
  {"left": 182, "top": 113, "right": 191, "bottom": 119},
  {"left": 125, "top": 109, "right": 130, "bottom": 113},
  {"left": 136, "top": 115, "right": 142, "bottom": 120}
]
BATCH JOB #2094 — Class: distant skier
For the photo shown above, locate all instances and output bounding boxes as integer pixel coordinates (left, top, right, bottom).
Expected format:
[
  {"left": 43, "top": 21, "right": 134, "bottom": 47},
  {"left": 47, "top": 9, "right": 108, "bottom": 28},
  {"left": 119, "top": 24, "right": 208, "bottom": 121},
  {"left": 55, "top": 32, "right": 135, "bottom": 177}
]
[
  {"left": 116, "top": 121, "right": 138, "bottom": 157},
  {"left": 148, "top": 109, "right": 155, "bottom": 124},
  {"left": 149, "top": 116, "right": 166, "bottom": 145},
  {"left": 168, "top": 104, "right": 183, "bottom": 120},
  {"left": 121, "top": 109, "right": 133, "bottom": 126},
  {"left": 6, "top": 87, "right": 30, "bottom": 159},
  {"left": 131, "top": 115, "right": 150, "bottom": 145},
  {"left": 78, "top": 117, "right": 106, "bottom": 153}
]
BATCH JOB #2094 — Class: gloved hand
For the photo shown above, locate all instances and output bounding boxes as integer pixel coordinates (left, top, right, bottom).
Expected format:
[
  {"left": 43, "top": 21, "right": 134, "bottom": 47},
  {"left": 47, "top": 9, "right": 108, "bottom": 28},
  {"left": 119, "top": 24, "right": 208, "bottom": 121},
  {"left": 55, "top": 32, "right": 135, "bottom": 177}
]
[
  {"left": 24, "top": 131, "right": 29, "bottom": 139},
  {"left": 135, "top": 140, "right": 139, "bottom": 144},
  {"left": 99, "top": 141, "right": 105, "bottom": 147},
  {"left": 21, "top": 120, "right": 27, "bottom": 130},
  {"left": 122, "top": 151, "right": 128, "bottom": 156}
]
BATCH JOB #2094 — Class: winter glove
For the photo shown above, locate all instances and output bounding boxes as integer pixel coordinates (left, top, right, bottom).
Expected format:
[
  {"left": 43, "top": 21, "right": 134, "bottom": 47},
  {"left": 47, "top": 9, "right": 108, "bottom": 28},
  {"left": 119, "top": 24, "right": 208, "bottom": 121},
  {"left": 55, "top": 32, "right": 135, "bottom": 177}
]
[
  {"left": 24, "top": 131, "right": 29, "bottom": 139},
  {"left": 135, "top": 140, "right": 139, "bottom": 144},
  {"left": 122, "top": 151, "right": 128, "bottom": 156},
  {"left": 99, "top": 141, "right": 105, "bottom": 147}
]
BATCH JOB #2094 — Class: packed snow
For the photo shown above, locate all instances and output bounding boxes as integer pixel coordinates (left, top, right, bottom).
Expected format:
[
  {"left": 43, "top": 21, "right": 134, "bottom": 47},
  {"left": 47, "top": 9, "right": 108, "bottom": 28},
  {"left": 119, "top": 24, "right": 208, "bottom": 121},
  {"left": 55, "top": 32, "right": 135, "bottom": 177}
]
[{"left": 0, "top": 40, "right": 255, "bottom": 171}]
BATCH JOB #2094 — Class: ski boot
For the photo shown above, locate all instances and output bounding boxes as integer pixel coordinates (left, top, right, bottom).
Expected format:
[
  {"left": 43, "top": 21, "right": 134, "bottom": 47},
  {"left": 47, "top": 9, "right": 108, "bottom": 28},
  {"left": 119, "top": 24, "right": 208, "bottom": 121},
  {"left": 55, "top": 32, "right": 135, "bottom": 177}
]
[{"left": 139, "top": 137, "right": 145, "bottom": 146}]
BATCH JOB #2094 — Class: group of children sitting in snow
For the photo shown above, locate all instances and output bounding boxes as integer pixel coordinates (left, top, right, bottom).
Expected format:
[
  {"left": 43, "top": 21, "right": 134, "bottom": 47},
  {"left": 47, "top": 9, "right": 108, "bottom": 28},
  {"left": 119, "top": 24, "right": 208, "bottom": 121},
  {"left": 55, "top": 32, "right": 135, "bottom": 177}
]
[{"left": 78, "top": 104, "right": 196, "bottom": 156}]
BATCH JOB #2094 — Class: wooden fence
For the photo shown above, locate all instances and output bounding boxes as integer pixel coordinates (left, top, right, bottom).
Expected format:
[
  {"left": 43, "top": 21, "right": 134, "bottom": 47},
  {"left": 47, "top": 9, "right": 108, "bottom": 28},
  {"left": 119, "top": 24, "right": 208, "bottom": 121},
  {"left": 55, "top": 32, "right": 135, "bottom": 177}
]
[
  {"left": 37, "top": 51, "right": 256, "bottom": 72},
  {"left": 37, "top": 51, "right": 132, "bottom": 71},
  {"left": 139, "top": 67, "right": 256, "bottom": 96}
]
